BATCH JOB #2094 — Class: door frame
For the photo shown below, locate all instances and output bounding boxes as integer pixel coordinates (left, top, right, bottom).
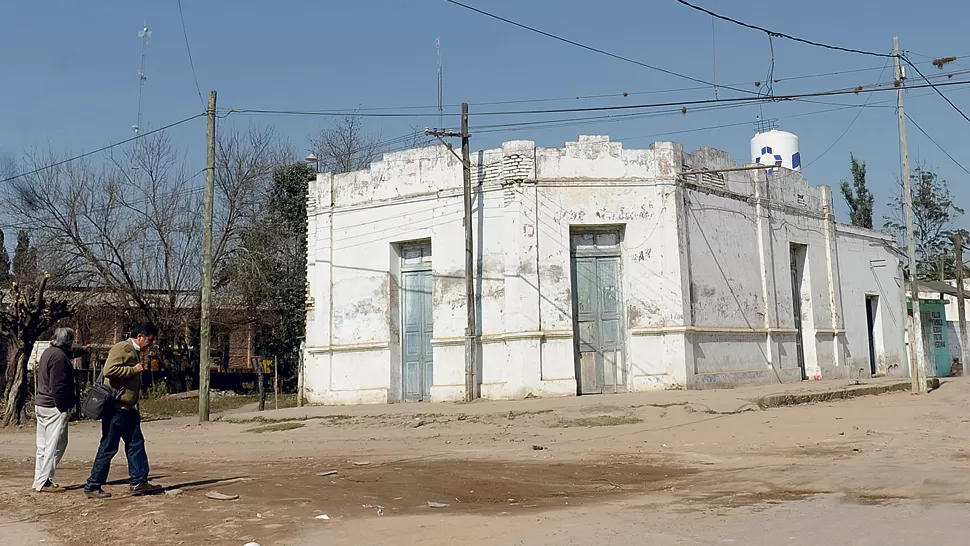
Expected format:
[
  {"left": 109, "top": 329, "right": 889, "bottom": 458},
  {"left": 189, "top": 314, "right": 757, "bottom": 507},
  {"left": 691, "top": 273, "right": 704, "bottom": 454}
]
[
  {"left": 865, "top": 295, "right": 879, "bottom": 376},
  {"left": 569, "top": 228, "right": 627, "bottom": 395},
  {"left": 789, "top": 243, "right": 808, "bottom": 380},
  {"left": 400, "top": 241, "right": 433, "bottom": 402}
]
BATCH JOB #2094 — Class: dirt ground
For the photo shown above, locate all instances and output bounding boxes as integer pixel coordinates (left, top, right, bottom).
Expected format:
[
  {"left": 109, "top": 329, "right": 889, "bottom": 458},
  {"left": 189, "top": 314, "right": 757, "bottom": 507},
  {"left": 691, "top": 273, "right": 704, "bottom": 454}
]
[{"left": 3, "top": 379, "right": 970, "bottom": 545}]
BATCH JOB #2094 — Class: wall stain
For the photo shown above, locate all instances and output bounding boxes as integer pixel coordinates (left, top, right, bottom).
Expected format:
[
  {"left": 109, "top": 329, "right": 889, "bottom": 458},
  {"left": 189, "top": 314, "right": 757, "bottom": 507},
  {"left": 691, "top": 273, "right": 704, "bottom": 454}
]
[{"left": 540, "top": 265, "right": 566, "bottom": 285}]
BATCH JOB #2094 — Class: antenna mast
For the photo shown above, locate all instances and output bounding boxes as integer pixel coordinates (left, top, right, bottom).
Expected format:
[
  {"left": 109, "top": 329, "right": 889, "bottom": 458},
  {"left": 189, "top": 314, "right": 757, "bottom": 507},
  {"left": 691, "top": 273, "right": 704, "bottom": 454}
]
[
  {"left": 133, "top": 23, "right": 152, "bottom": 134},
  {"left": 437, "top": 37, "right": 443, "bottom": 129}
]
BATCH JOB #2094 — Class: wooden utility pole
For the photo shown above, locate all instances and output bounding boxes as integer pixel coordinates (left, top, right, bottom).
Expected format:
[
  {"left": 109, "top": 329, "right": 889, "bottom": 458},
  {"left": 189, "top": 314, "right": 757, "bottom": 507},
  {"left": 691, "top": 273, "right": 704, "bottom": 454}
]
[
  {"left": 426, "top": 103, "right": 477, "bottom": 402},
  {"left": 273, "top": 355, "right": 279, "bottom": 410},
  {"left": 895, "top": 37, "right": 928, "bottom": 394},
  {"left": 460, "top": 103, "right": 476, "bottom": 402},
  {"left": 256, "top": 358, "right": 266, "bottom": 411},
  {"left": 952, "top": 232, "right": 969, "bottom": 377},
  {"left": 297, "top": 341, "right": 305, "bottom": 407},
  {"left": 199, "top": 90, "right": 217, "bottom": 421}
]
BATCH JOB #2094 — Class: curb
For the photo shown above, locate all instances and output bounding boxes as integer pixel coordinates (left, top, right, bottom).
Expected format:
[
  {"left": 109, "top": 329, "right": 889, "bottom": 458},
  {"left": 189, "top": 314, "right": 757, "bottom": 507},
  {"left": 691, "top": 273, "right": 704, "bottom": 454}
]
[{"left": 751, "top": 378, "right": 941, "bottom": 410}]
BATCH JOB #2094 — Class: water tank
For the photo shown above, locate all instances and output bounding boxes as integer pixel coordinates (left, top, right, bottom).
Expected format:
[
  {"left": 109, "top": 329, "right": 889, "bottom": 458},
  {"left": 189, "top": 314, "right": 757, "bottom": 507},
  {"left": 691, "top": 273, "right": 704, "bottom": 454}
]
[{"left": 750, "top": 129, "right": 801, "bottom": 173}]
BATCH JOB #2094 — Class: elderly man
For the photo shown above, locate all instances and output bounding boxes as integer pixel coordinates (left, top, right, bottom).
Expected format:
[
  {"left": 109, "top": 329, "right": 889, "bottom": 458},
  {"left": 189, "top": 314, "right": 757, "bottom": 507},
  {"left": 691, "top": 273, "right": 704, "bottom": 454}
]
[
  {"left": 83, "top": 323, "right": 161, "bottom": 499},
  {"left": 33, "top": 328, "right": 85, "bottom": 493}
]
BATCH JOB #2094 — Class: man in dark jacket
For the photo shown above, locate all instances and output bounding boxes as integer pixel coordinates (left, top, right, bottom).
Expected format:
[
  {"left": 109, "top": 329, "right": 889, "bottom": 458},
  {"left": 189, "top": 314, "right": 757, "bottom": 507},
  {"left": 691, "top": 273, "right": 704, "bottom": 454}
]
[{"left": 33, "top": 328, "right": 85, "bottom": 492}]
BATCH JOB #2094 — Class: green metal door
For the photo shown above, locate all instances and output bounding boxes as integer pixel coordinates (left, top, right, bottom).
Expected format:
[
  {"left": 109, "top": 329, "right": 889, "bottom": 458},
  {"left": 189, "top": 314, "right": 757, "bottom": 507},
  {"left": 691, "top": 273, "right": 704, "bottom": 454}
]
[
  {"left": 571, "top": 231, "right": 624, "bottom": 395},
  {"left": 402, "top": 270, "right": 433, "bottom": 400},
  {"left": 402, "top": 243, "right": 433, "bottom": 401}
]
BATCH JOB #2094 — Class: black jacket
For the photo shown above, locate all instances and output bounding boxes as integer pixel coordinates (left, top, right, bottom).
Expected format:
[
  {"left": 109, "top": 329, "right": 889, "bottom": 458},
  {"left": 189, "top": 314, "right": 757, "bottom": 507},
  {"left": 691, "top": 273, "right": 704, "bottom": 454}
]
[{"left": 35, "top": 346, "right": 78, "bottom": 413}]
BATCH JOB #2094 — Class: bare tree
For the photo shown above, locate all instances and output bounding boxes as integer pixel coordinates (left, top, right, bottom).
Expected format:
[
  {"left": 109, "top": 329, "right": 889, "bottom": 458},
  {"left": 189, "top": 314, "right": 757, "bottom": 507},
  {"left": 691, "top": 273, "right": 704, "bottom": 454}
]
[
  {"left": 312, "top": 113, "right": 383, "bottom": 173},
  {"left": 402, "top": 125, "right": 436, "bottom": 151},
  {"left": 3, "top": 125, "right": 285, "bottom": 383},
  {"left": 1, "top": 275, "right": 75, "bottom": 426}
]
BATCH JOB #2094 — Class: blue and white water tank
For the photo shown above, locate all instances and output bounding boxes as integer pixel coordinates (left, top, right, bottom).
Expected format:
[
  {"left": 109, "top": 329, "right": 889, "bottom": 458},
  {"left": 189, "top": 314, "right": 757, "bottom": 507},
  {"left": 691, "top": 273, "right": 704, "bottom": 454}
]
[{"left": 750, "top": 129, "right": 801, "bottom": 173}]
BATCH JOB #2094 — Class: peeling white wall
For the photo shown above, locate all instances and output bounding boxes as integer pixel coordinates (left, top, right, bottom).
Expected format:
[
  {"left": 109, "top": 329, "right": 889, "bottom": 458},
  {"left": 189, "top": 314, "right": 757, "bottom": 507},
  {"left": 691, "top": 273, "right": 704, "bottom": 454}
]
[
  {"left": 303, "top": 136, "right": 907, "bottom": 404},
  {"left": 835, "top": 225, "right": 907, "bottom": 378}
]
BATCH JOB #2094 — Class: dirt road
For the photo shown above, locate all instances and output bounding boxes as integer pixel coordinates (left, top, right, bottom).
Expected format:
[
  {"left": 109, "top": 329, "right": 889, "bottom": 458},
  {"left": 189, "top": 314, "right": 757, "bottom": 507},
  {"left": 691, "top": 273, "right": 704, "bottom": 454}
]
[{"left": 3, "top": 379, "right": 970, "bottom": 545}]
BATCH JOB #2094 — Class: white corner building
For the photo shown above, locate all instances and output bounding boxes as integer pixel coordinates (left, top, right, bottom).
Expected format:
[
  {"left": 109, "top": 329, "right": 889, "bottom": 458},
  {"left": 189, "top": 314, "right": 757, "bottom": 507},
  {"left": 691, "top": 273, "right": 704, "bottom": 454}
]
[{"left": 303, "top": 135, "right": 907, "bottom": 404}]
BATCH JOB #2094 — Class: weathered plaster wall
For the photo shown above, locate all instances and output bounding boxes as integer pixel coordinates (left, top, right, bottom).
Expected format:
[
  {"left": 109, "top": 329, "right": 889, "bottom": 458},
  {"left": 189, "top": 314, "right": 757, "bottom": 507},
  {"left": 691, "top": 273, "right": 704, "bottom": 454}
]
[
  {"left": 303, "top": 136, "right": 907, "bottom": 404},
  {"left": 681, "top": 165, "right": 848, "bottom": 388},
  {"left": 304, "top": 145, "right": 510, "bottom": 404},
  {"left": 533, "top": 137, "right": 689, "bottom": 391},
  {"left": 834, "top": 225, "right": 906, "bottom": 378}
]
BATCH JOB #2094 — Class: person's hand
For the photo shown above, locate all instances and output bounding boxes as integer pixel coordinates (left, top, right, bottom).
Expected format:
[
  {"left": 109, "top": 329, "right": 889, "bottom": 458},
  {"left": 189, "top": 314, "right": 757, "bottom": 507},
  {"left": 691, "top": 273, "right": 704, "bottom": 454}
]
[{"left": 134, "top": 363, "right": 145, "bottom": 373}]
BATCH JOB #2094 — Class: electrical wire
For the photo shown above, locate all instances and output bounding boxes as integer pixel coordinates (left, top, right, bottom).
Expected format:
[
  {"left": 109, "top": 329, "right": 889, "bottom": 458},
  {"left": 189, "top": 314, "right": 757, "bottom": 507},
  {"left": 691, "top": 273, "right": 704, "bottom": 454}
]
[
  {"left": 902, "top": 56, "right": 970, "bottom": 125},
  {"left": 176, "top": 0, "right": 205, "bottom": 109},
  {"left": 230, "top": 78, "right": 970, "bottom": 120},
  {"left": 673, "top": 0, "right": 891, "bottom": 58},
  {"left": 803, "top": 58, "right": 892, "bottom": 168},
  {"left": 443, "top": 0, "right": 758, "bottom": 96},
  {"left": 213, "top": 59, "right": 957, "bottom": 116},
  {"left": 905, "top": 113, "right": 970, "bottom": 177},
  {"left": 0, "top": 114, "right": 204, "bottom": 185},
  {"left": 613, "top": 104, "right": 879, "bottom": 143}
]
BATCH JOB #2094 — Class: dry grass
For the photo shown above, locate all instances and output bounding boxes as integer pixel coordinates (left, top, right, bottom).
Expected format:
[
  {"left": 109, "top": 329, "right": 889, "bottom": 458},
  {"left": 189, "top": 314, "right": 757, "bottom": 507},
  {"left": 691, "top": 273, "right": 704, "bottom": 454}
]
[
  {"left": 141, "top": 394, "right": 299, "bottom": 418},
  {"left": 558, "top": 415, "right": 642, "bottom": 428},
  {"left": 243, "top": 422, "right": 306, "bottom": 434}
]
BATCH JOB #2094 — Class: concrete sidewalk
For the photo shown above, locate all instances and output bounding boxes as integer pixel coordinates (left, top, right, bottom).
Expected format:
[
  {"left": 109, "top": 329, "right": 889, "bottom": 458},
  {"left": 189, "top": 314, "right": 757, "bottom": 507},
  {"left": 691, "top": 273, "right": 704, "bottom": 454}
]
[{"left": 224, "top": 376, "right": 934, "bottom": 423}]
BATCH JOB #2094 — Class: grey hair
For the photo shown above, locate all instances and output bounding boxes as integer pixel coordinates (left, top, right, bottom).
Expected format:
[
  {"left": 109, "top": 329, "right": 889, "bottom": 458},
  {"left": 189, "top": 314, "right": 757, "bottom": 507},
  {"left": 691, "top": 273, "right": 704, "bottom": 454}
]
[{"left": 50, "top": 328, "right": 75, "bottom": 349}]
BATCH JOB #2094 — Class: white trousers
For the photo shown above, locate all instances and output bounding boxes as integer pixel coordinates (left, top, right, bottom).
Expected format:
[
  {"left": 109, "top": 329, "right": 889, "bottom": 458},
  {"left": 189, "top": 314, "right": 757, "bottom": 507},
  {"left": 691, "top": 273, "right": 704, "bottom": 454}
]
[{"left": 33, "top": 406, "right": 70, "bottom": 491}]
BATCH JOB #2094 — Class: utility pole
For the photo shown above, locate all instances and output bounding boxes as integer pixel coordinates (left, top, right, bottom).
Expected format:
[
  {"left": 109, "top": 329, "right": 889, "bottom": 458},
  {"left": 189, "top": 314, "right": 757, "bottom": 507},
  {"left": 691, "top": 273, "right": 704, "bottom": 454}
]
[
  {"left": 460, "top": 104, "right": 476, "bottom": 402},
  {"left": 297, "top": 341, "right": 305, "bottom": 407},
  {"left": 426, "top": 103, "right": 477, "bottom": 402},
  {"left": 895, "top": 37, "right": 928, "bottom": 394},
  {"left": 199, "top": 90, "right": 216, "bottom": 421},
  {"left": 952, "top": 232, "right": 968, "bottom": 377}
]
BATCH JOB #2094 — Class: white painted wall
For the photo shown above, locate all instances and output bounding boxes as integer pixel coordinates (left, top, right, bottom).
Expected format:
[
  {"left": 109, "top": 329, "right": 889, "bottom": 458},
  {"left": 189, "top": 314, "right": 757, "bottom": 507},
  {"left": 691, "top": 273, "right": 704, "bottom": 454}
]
[
  {"left": 303, "top": 136, "right": 907, "bottom": 404},
  {"left": 835, "top": 225, "right": 907, "bottom": 378}
]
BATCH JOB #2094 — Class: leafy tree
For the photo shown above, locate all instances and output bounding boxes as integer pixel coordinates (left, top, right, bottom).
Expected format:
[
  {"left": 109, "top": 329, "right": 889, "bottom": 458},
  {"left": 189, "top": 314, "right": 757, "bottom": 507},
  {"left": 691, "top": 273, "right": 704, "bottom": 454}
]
[
  {"left": 840, "top": 154, "right": 874, "bottom": 229},
  {"left": 223, "top": 162, "right": 313, "bottom": 391},
  {"left": 884, "top": 164, "right": 964, "bottom": 279}
]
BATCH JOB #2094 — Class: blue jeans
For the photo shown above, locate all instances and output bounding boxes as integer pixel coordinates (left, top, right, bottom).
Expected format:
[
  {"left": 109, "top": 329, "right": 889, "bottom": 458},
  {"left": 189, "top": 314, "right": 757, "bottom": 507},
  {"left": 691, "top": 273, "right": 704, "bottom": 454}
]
[{"left": 84, "top": 408, "right": 150, "bottom": 490}]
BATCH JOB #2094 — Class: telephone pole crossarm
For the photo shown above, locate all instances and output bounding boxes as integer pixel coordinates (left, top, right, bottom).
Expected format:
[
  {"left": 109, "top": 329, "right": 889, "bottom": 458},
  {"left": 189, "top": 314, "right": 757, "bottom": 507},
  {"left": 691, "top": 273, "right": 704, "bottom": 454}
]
[
  {"left": 426, "top": 106, "right": 478, "bottom": 402},
  {"left": 895, "top": 36, "right": 928, "bottom": 394}
]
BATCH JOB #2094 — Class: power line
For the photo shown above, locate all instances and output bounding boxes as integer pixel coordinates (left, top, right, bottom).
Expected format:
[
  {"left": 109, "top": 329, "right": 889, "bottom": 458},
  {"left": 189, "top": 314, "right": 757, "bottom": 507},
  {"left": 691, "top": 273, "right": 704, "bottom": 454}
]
[
  {"left": 804, "top": 58, "right": 892, "bottom": 168},
  {"left": 902, "top": 56, "right": 970, "bottom": 125},
  {"left": 673, "top": 0, "right": 891, "bottom": 58},
  {"left": 0, "top": 114, "right": 204, "bottom": 185},
  {"left": 614, "top": 102, "right": 893, "bottom": 143},
  {"left": 443, "top": 0, "right": 757, "bottom": 96},
  {"left": 214, "top": 58, "right": 958, "bottom": 116},
  {"left": 905, "top": 113, "right": 970, "bottom": 177},
  {"left": 176, "top": 0, "right": 206, "bottom": 109},
  {"left": 230, "top": 78, "right": 970, "bottom": 121},
  {"left": 477, "top": 79, "right": 970, "bottom": 115}
]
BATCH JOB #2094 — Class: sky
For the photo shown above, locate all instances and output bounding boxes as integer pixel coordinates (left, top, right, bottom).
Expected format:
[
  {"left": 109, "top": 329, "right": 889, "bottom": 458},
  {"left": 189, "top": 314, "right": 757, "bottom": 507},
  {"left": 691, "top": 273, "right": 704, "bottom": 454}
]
[{"left": 2, "top": 0, "right": 970, "bottom": 241}]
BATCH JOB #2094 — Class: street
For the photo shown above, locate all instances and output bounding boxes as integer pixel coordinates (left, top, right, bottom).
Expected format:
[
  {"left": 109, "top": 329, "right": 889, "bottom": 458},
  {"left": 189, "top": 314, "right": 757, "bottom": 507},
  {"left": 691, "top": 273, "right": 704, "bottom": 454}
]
[{"left": 2, "top": 378, "right": 969, "bottom": 545}]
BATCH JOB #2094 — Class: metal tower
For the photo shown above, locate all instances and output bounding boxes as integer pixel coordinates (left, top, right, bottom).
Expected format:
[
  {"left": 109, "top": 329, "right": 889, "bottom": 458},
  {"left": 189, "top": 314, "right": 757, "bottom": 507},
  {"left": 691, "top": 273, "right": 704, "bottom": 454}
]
[{"left": 133, "top": 24, "right": 151, "bottom": 134}]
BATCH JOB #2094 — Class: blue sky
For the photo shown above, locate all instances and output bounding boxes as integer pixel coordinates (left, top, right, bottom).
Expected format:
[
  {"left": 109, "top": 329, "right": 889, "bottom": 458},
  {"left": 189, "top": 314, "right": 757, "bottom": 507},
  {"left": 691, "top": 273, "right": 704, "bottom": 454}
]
[{"left": 2, "top": 0, "right": 969, "bottom": 234}]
